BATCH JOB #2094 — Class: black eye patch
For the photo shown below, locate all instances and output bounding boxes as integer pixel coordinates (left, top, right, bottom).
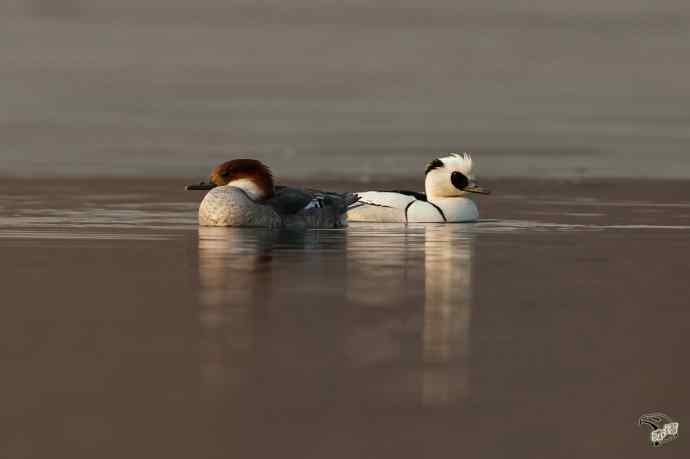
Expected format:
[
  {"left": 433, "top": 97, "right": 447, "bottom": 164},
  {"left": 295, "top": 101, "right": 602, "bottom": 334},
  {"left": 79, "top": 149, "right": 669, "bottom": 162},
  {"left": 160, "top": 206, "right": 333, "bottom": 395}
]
[
  {"left": 451, "top": 171, "right": 469, "bottom": 190},
  {"left": 220, "top": 170, "right": 231, "bottom": 177}
]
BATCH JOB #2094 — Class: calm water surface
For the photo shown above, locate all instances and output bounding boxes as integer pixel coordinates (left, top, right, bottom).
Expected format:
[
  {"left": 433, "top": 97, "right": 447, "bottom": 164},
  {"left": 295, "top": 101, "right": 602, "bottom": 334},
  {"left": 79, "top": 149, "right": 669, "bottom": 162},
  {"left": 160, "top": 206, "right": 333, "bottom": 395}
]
[{"left": 2, "top": 179, "right": 689, "bottom": 458}]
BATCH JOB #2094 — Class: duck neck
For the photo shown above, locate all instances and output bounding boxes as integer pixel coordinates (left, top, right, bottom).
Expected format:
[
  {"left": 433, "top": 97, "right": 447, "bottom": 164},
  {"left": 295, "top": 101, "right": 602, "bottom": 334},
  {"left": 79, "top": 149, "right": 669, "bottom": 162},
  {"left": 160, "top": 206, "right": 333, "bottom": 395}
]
[
  {"left": 227, "top": 177, "right": 274, "bottom": 201},
  {"left": 424, "top": 175, "right": 450, "bottom": 202}
]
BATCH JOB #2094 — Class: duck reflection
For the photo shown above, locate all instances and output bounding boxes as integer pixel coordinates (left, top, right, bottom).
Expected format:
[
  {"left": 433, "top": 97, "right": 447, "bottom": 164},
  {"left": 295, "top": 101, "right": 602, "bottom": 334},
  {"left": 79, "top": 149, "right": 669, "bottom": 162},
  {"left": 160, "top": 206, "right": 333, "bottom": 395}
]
[
  {"left": 199, "top": 227, "right": 263, "bottom": 398},
  {"left": 197, "top": 224, "right": 475, "bottom": 407},
  {"left": 344, "top": 224, "right": 474, "bottom": 405},
  {"left": 197, "top": 227, "right": 324, "bottom": 397},
  {"left": 421, "top": 225, "right": 473, "bottom": 404}
]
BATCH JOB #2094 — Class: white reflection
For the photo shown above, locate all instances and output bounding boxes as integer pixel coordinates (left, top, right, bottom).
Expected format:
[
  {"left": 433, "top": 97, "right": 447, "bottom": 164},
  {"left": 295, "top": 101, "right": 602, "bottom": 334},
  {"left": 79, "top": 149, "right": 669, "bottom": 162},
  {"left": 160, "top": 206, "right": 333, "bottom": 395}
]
[
  {"left": 422, "top": 225, "right": 473, "bottom": 405},
  {"left": 346, "top": 223, "right": 474, "bottom": 405}
]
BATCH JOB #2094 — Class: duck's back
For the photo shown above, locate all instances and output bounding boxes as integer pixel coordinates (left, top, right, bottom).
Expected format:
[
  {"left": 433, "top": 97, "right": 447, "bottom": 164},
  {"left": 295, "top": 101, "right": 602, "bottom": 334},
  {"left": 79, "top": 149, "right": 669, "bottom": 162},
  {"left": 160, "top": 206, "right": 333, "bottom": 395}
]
[
  {"left": 346, "top": 191, "right": 417, "bottom": 223},
  {"left": 267, "top": 186, "right": 352, "bottom": 215},
  {"left": 274, "top": 186, "right": 359, "bottom": 228}
]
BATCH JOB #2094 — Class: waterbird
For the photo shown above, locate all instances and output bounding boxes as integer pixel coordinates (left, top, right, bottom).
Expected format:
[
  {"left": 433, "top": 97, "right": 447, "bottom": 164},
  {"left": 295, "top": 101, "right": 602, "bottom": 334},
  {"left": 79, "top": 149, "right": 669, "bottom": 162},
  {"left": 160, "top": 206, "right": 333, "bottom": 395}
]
[
  {"left": 346, "top": 153, "right": 490, "bottom": 223},
  {"left": 186, "top": 159, "right": 358, "bottom": 228}
]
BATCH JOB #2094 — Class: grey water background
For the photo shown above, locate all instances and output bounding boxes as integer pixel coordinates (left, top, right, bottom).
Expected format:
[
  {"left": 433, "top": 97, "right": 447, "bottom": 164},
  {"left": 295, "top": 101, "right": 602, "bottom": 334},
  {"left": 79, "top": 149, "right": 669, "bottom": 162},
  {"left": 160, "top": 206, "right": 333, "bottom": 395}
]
[{"left": 3, "top": 0, "right": 690, "bottom": 179}]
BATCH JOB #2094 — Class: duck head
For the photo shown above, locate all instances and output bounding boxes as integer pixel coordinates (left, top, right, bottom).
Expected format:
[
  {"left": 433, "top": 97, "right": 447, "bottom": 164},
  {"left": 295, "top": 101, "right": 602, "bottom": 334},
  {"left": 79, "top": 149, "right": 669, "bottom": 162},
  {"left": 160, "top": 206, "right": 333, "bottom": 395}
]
[
  {"left": 424, "top": 153, "right": 490, "bottom": 199},
  {"left": 186, "top": 159, "right": 275, "bottom": 200}
]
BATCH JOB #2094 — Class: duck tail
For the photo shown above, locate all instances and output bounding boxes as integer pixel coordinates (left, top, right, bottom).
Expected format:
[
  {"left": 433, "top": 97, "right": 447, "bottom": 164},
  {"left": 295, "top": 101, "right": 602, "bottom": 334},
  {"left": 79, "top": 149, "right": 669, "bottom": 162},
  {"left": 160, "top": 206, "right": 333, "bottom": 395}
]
[
  {"left": 343, "top": 192, "right": 361, "bottom": 210},
  {"left": 292, "top": 192, "right": 360, "bottom": 228}
]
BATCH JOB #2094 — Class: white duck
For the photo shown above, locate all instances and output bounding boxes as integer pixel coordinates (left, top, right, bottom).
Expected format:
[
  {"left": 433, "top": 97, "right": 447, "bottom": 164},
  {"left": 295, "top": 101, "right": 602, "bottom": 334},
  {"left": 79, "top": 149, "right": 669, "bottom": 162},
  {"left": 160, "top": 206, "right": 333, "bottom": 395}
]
[
  {"left": 347, "top": 153, "right": 489, "bottom": 223},
  {"left": 186, "top": 159, "right": 357, "bottom": 228}
]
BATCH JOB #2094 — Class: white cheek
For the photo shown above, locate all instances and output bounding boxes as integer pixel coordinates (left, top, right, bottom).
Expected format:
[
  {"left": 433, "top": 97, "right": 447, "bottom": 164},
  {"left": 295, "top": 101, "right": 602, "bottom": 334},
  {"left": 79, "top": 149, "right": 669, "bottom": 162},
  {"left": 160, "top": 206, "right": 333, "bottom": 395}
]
[
  {"left": 227, "top": 178, "right": 263, "bottom": 200},
  {"left": 445, "top": 182, "right": 464, "bottom": 197},
  {"left": 426, "top": 170, "right": 462, "bottom": 198}
]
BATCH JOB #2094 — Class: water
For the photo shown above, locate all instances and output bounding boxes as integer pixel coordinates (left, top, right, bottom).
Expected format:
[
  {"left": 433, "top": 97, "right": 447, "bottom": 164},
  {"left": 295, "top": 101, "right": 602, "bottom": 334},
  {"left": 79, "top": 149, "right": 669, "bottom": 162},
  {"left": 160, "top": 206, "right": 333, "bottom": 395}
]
[
  {"left": 1, "top": 178, "right": 689, "bottom": 458},
  {"left": 2, "top": 1, "right": 690, "bottom": 179},
  {"left": 3, "top": 2, "right": 690, "bottom": 456}
]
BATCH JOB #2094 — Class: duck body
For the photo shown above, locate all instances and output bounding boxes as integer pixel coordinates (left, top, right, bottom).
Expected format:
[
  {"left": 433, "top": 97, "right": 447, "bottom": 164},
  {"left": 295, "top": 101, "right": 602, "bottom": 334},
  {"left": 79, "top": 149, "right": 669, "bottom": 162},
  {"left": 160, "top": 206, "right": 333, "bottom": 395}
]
[
  {"left": 187, "top": 159, "right": 357, "bottom": 228},
  {"left": 346, "top": 153, "right": 489, "bottom": 224},
  {"left": 347, "top": 191, "right": 478, "bottom": 223},
  {"left": 199, "top": 185, "right": 357, "bottom": 228}
]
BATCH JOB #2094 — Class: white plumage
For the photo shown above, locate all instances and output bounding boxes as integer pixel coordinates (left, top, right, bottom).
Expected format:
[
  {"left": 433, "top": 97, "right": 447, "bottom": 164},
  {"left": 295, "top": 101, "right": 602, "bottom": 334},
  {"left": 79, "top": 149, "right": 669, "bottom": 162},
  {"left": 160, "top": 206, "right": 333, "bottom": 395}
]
[{"left": 347, "top": 153, "right": 488, "bottom": 223}]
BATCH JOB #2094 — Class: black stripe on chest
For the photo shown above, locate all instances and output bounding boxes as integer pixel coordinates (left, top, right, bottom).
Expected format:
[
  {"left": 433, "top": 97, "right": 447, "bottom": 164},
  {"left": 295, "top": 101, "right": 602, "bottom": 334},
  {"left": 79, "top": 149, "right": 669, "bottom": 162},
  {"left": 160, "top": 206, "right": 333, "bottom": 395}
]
[
  {"left": 404, "top": 200, "right": 447, "bottom": 223},
  {"left": 428, "top": 202, "right": 447, "bottom": 222},
  {"left": 404, "top": 200, "right": 415, "bottom": 223}
]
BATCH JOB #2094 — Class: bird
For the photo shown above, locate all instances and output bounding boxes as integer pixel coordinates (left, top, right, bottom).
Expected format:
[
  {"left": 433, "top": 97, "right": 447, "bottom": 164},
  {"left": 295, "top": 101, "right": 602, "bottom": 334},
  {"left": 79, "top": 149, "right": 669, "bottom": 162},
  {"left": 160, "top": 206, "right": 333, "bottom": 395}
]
[
  {"left": 638, "top": 412, "right": 679, "bottom": 447},
  {"left": 186, "top": 159, "right": 358, "bottom": 228},
  {"left": 346, "top": 153, "right": 490, "bottom": 223}
]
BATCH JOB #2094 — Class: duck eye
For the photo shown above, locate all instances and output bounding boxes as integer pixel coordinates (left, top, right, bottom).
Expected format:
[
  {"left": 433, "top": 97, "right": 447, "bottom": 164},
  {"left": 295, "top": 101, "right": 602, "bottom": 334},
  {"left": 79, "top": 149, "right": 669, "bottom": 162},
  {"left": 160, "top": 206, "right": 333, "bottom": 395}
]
[
  {"left": 451, "top": 171, "right": 469, "bottom": 190},
  {"left": 220, "top": 170, "right": 230, "bottom": 177}
]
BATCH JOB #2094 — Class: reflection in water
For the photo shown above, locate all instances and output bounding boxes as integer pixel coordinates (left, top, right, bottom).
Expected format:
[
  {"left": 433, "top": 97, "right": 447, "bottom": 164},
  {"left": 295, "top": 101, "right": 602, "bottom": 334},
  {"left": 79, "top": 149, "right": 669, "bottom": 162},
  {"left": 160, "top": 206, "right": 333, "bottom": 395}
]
[
  {"left": 345, "top": 224, "right": 474, "bottom": 405},
  {"left": 198, "top": 228, "right": 256, "bottom": 398},
  {"left": 199, "top": 228, "right": 276, "bottom": 397},
  {"left": 198, "top": 227, "right": 326, "bottom": 398},
  {"left": 422, "top": 225, "right": 473, "bottom": 405},
  {"left": 197, "top": 224, "right": 474, "bottom": 407}
]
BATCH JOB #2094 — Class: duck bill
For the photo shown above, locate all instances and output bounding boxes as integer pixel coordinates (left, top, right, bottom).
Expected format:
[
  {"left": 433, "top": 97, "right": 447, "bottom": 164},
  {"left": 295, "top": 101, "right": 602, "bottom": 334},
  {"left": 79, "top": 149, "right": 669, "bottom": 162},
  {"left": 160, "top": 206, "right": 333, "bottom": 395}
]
[
  {"left": 185, "top": 182, "right": 216, "bottom": 191},
  {"left": 464, "top": 182, "right": 491, "bottom": 195}
]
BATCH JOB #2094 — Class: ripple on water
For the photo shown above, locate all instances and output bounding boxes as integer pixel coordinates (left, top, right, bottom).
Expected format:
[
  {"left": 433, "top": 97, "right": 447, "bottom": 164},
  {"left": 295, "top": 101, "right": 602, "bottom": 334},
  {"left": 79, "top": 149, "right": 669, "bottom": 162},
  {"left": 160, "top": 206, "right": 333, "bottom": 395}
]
[
  {"left": 474, "top": 219, "right": 690, "bottom": 233},
  {"left": 0, "top": 204, "right": 198, "bottom": 234},
  {"left": 533, "top": 199, "right": 690, "bottom": 208},
  {"left": 0, "top": 230, "right": 174, "bottom": 240}
]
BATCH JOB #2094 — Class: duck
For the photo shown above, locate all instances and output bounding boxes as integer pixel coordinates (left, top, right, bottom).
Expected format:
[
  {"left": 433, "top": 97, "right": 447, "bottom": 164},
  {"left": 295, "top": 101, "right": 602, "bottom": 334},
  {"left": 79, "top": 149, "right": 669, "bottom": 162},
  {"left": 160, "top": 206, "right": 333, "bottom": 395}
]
[
  {"left": 186, "top": 159, "right": 358, "bottom": 228},
  {"left": 346, "top": 153, "right": 490, "bottom": 223}
]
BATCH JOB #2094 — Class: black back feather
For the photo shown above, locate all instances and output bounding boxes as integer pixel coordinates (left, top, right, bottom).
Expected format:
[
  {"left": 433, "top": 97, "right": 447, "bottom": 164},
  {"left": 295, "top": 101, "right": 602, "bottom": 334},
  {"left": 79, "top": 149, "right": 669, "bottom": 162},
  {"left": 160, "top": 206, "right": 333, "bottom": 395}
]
[{"left": 380, "top": 190, "right": 427, "bottom": 201}]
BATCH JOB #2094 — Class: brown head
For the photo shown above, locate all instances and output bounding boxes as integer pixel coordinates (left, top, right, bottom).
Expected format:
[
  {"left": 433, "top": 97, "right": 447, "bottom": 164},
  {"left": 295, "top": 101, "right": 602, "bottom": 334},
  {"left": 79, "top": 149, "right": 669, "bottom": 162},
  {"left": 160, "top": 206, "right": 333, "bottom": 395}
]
[{"left": 186, "top": 159, "right": 275, "bottom": 200}]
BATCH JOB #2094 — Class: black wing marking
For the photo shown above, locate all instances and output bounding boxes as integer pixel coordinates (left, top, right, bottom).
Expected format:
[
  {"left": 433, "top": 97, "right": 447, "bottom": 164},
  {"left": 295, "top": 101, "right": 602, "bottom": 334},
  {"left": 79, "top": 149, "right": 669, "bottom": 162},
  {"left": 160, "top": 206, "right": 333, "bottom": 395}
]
[
  {"left": 358, "top": 201, "right": 394, "bottom": 208},
  {"left": 380, "top": 190, "right": 427, "bottom": 201}
]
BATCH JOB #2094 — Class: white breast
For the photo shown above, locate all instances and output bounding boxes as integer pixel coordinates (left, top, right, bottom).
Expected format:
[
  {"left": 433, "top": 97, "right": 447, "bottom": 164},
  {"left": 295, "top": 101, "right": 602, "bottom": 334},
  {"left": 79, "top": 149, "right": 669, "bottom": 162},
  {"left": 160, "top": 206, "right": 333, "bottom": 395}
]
[
  {"left": 406, "top": 201, "right": 447, "bottom": 222},
  {"left": 431, "top": 197, "right": 479, "bottom": 222}
]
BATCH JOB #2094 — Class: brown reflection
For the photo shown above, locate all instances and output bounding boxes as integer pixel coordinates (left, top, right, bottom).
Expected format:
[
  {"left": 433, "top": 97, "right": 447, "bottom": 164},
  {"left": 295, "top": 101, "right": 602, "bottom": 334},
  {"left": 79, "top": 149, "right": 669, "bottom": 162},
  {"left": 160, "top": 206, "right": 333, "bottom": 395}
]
[
  {"left": 197, "top": 227, "right": 273, "bottom": 398},
  {"left": 197, "top": 227, "right": 328, "bottom": 400},
  {"left": 422, "top": 225, "right": 473, "bottom": 405}
]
